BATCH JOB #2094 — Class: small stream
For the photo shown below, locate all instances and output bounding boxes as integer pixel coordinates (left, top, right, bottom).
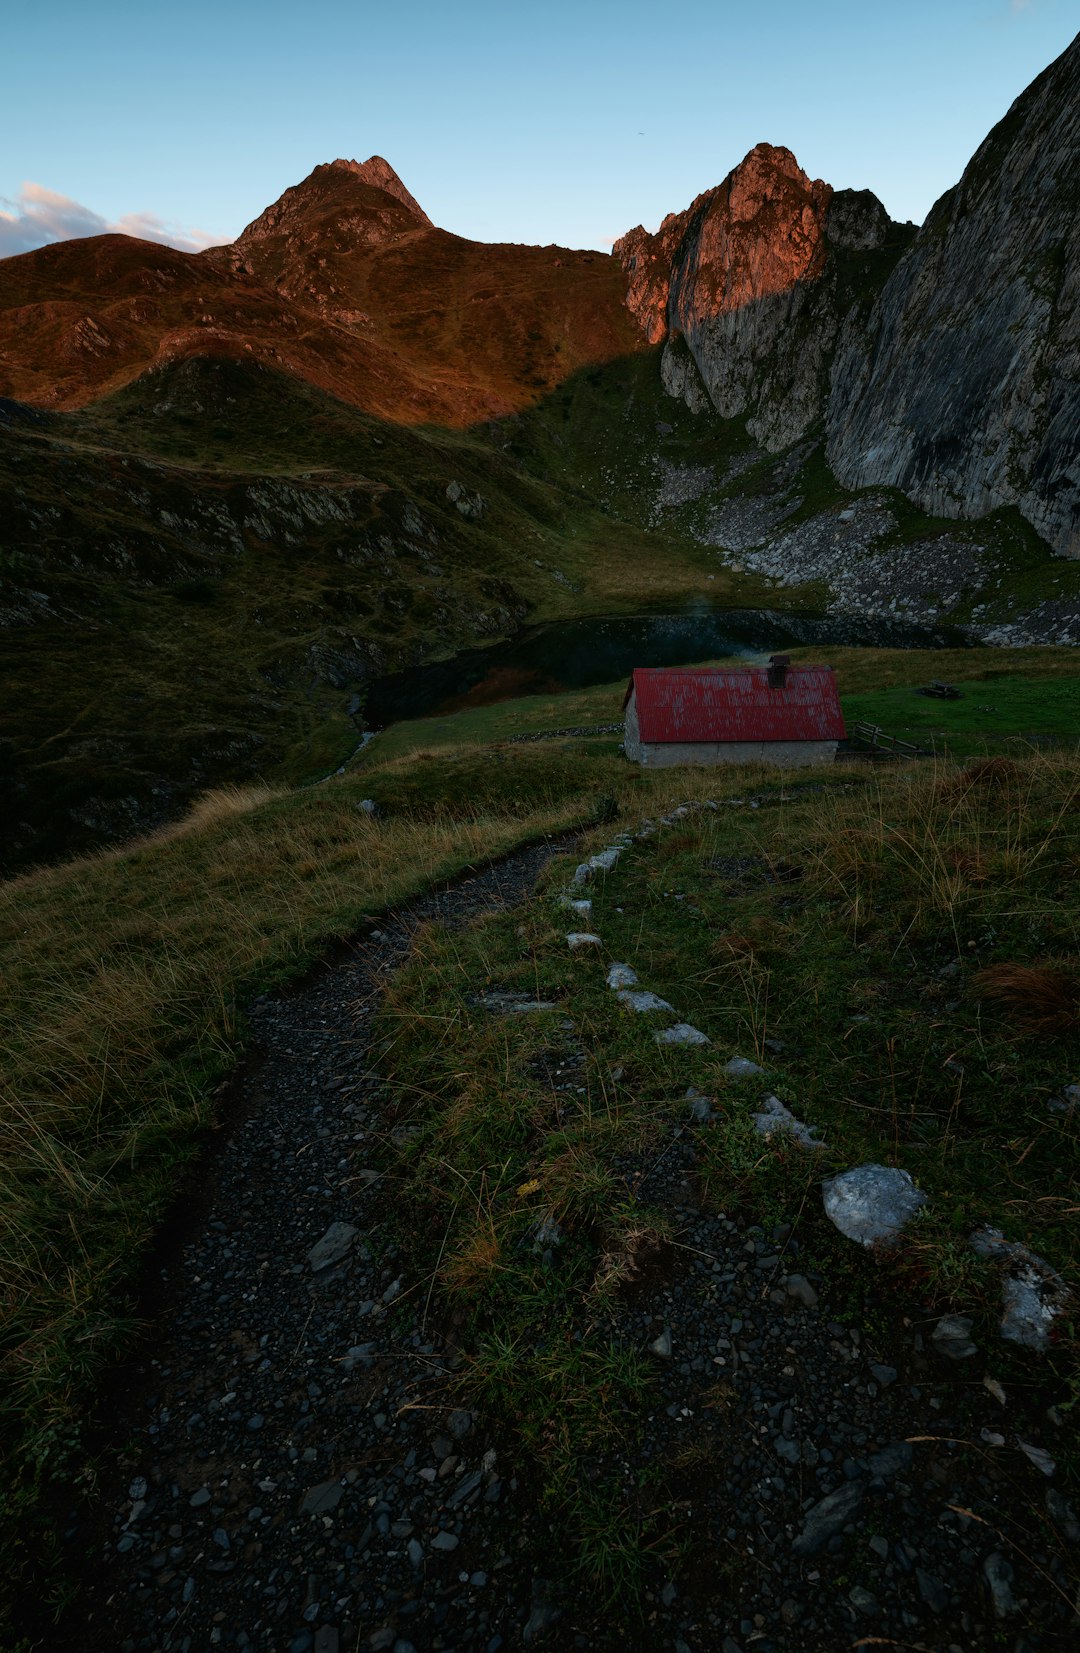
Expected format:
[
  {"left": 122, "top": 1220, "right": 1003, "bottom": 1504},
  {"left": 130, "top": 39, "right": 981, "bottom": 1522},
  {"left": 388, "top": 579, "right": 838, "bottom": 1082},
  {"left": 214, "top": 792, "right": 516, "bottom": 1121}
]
[{"left": 361, "top": 607, "right": 961, "bottom": 728}]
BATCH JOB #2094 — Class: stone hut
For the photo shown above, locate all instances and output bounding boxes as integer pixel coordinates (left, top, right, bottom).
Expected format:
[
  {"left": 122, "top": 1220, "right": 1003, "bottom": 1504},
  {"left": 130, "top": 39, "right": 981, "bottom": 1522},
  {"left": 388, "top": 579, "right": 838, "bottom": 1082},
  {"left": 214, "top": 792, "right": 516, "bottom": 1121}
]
[{"left": 622, "top": 657, "right": 845, "bottom": 768}]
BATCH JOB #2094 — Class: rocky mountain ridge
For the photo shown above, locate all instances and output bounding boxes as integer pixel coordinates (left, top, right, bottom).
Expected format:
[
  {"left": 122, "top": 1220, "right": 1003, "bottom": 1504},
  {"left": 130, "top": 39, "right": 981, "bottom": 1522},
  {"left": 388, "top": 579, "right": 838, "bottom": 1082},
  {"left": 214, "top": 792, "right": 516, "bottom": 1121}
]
[
  {"left": 613, "top": 144, "right": 908, "bottom": 451},
  {"left": 613, "top": 33, "right": 1079, "bottom": 557}
]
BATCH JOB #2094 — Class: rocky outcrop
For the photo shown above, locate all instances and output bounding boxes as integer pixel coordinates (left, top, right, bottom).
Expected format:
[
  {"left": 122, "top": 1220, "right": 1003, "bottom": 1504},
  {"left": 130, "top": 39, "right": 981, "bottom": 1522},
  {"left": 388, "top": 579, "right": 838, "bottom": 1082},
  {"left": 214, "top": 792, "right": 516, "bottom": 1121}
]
[
  {"left": 614, "top": 145, "right": 906, "bottom": 449},
  {"left": 826, "top": 34, "right": 1080, "bottom": 558},
  {"left": 232, "top": 156, "right": 431, "bottom": 248}
]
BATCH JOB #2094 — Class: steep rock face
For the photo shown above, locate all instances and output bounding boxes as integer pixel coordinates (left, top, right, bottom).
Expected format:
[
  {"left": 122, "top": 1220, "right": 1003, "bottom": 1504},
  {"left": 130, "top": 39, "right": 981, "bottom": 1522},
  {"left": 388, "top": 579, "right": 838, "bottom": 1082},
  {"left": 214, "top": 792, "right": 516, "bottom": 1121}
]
[
  {"left": 827, "top": 34, "right": 1080, "bottom": 557},
  {"left": 614, "top": 145, "right": 902, "bottom": 449}
]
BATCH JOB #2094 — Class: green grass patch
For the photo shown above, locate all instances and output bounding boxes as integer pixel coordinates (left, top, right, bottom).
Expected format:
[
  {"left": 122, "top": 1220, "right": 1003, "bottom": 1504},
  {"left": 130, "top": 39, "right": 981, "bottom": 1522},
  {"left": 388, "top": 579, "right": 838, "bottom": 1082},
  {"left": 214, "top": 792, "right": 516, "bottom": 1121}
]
[{"left": 373, "top": 747, "right": 1080, "bottom": 1598}]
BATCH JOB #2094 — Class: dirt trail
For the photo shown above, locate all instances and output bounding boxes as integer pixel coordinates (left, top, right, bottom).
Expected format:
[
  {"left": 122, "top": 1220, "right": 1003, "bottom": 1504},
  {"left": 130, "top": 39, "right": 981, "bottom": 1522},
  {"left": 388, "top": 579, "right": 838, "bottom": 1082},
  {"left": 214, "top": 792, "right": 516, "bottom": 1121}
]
[{"left": 44, "top": 835, "right": 1076, "bottom": 1653}]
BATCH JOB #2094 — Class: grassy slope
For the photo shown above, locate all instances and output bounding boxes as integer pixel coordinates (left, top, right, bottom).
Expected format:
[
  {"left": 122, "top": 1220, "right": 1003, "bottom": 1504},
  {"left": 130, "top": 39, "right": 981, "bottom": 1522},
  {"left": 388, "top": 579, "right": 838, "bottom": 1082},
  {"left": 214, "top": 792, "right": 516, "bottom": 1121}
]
[
  {"left": 2, "top": 652, "right": 1078, "bottom": 1629},
  {"left": 4, "top": 340, "right": 1080, "bottom": 871},
  {"left": 375, "top": 750, "right": 1080, "bottom": 1599},
  {"left": 0, "top": 355, "right": 791, "bottom": 870}
]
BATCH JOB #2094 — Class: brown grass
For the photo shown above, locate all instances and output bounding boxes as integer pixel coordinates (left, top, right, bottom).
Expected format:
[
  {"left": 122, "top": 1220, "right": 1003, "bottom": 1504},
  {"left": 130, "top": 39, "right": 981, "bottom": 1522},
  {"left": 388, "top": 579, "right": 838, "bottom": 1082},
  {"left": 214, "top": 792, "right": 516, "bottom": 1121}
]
[{"left": 973, "top": 961, "right": 1080, "bottom": 1037}]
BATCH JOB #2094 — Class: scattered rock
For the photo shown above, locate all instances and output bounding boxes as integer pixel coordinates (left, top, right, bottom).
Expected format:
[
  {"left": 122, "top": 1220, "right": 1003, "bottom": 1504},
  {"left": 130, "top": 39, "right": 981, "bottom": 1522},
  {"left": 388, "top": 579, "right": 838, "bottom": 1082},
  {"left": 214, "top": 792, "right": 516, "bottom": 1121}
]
[
  {"left": 970, "top": 1226, "right": 1070, "bottom": 1350},
  {"left": 617, "top": 988, "right": 675, "bottom": 1014},
  {"left": 822, "top": 1164, "right": 927, "bottom": 1247},
  {"left": 783, "top": 1273, "right": 819, "bottom": 1309},
  {"left": 307, "top": 1222, "right": 358, "bottom": 1273},
  {"left": 983, "top": 1551, "right": 1018, "bottom": 1618},
  {"left": 655, "top": 1023, "right": 711, "bottom": 1048},
  {"left": 300, "top": 1481, "right": 344, "bottom": 1516},
  {"left": 1017, "top": 1437, "right": 1055, "bottom": 1477},
  {"left": 566, "top": 932, "right": 603, "bottom": 950},
  {"left": 866, "top": 1441, "right": 913, "bottom": 1480},
  {"left": 724, "top": 1056, "right": 764, "bottom": 1080},
  {"left": 478, "top": 990, "right": 558, "bottom": 1014},
  {"left": 588, "top": 848, "right": 620, "bottom": 874},
  {"left": 916, "top": 1568, "right": 950, "bottom": 1614},
  {"left": 685, "top": 1087, "right": 714, "bottom": 1123},
  {"left": 751, "top": 1093, "right": 821, "bottom": 1149},
  {"left": 931, "top": 1314, "right": 978, "bottom": 1360},
  {"left": 1046, "top": 1487, "right": 1080, "bottom": 1543},
  {"left": 792, "top": 1481, "right": 864, "bottom": 1555},
  {"left": 606, "top": 962, "right": 639, "bottom": 989},
  {"left": 651, "top": 1327, "right": 673, "bottom": 1359},
  {"left": 560, "top": 896, "right": 592, "bottom": 917}
]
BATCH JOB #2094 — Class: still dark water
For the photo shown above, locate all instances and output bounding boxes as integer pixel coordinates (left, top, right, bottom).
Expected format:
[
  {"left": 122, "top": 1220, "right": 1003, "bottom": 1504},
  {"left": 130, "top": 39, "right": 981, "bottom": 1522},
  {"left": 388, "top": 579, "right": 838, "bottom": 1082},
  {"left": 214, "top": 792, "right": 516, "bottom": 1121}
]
[{"left": 362, "top": 608, "right": 960, "bottom": 727}]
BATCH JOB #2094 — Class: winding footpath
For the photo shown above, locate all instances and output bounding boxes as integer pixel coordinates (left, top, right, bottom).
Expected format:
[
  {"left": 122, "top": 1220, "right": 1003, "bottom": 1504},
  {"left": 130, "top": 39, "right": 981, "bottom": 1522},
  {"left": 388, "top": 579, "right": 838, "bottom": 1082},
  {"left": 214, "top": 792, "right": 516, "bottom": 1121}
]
[{"left": 46, "top": 831, "right": 1077, "bottom": 1653}]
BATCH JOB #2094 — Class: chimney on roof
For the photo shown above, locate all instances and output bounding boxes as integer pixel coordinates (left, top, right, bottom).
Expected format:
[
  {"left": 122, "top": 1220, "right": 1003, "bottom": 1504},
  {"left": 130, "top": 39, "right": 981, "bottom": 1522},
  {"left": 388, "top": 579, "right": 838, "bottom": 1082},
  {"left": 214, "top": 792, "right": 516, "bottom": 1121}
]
[{"left": 768, "top": 653, "right": 790, "bottom": 689}]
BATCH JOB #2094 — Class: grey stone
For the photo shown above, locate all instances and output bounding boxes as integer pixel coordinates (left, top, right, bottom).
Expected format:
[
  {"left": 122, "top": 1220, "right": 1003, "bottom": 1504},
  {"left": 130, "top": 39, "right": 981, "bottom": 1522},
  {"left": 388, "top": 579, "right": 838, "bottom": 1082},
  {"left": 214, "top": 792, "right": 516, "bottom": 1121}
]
[
  {"left": 301, "top": 1481, "right": 344, "bottom": 1515},
  {"left": 1017, "top": 1437, "right": 1055, "bottom": 1477},
  {"left": 358, "top": 798, "right": 378, "bottom": 815},
  {"left": 849, "top": 1586, "right": 878, "bottom": 1615},
  {"left": 866, "top": 1441, "right": 913, "bottom": 1479},
  {"left": 589, "top": 848, "right": 620, "bottom": 873},
  {"left": 654, "top": 1022, "right": 711, "bottom": 1047},
  {"left": 870, "top": 1363, "right": 898, "bottom": 1387},
  {"left": 1046, "top": 1487, "right": 1080, "bottom": 1543},
  {"left": 724, "top": 1056, "right": 764, "bottom": 1080},
  {"left": 651, "top": 1327, "right": 673, "bottom": 1359},
  {"left": 560, "top": 896, "right": 592, "bottom": 917},
  {"left": 931, "top": 1314, "right": 978, "bottom": 1360},
  {"left": 752, "top": 1093, "right": 821, "bottom": 1149},
  {"left": 447, "top": 1408, "right": 473, "bottom": 1440},
  {"left": 566, "top": 932, "right": 602, "bottom": 950},
  {"left": 307, "top": 1222, "right": 358, "bottom": 1273},
  {"left": 784, "top": 1273, "right": 819, "bottom": 1308},
  {"left": 983, "top": 1551, "right": 1018, "bottom": 1617},
  {"left": 341, "top": 1343, "right": 377, "bottom": 1371},
  {"left": 430, "top": 1530, "right": 458, "bottom": 1550},
  {"left": 685, "top": 1087, "right": 715, "bottom": 1122},
  {"left": 970, "top": 1225, "right": 1070, "bottom": 1351},
  {"left": 606, "top": 962, "right": 639, "bottom": 989},
  {"left": 617, "top": 988, "right": 675, "bottom": 1014},
  {"left": 822, "top": 1164, "right": 927, "bottom": 1247},
  {"left": 189, "top": 1487, "right": 211, "bottom": 1508},
  {"left": 917, "top": 1568, "right": 950, "bottom": 1614},
  {"left": 792, "top": 1481, "right": 864, "bottom": 1555}
]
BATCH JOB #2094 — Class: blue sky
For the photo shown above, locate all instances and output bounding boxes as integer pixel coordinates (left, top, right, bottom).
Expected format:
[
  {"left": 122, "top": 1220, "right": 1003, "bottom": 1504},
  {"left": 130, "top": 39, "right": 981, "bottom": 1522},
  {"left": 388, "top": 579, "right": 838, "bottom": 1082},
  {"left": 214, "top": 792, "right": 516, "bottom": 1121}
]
[{"left": 1, "top": 0, "right": 1076, "bottom": 257}]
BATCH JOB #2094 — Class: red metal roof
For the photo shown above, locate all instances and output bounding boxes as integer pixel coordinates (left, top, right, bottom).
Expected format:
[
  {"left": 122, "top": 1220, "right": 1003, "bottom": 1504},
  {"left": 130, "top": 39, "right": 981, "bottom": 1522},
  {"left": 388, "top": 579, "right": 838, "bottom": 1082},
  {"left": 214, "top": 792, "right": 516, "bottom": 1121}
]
[{"left": 626, "top": 665, "right": 846, "bottom": 743}]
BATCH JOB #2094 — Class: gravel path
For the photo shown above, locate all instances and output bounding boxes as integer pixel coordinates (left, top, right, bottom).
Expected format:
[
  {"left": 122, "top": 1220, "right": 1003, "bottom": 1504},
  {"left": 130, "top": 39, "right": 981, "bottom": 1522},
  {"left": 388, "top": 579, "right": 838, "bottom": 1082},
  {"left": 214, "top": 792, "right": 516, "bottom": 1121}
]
[{"left": 48, "top": 836, "right": 1077, "bottom": 1653}]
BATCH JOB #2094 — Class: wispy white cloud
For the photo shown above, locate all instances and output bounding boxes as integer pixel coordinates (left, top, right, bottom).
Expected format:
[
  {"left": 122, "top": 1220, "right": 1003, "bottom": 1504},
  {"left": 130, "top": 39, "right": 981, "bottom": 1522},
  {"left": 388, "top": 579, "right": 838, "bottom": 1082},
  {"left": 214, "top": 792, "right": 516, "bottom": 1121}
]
[
  {"left": 1010, "top": 0, "right": 1035, "bottom": 12},
  {"left": 0, "top": 182, "right": 220, "bottom": 260}
]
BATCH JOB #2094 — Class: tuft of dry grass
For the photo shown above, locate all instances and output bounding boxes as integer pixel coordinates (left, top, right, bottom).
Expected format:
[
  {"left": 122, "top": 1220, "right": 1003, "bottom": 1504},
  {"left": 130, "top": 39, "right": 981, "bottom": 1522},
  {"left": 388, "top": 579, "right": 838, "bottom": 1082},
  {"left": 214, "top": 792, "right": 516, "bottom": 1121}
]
[{"left": 973, "top": 961, "right": 1080, "bottom": 1038}]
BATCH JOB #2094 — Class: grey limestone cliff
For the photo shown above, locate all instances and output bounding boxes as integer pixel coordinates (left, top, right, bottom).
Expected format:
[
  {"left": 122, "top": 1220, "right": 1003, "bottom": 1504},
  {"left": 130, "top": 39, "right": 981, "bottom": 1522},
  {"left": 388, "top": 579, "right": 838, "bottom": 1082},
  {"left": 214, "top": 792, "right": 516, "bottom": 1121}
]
[
  {"left": 826, "top": 34, "right": 1080, "bottom": 557},
  {"left": 614, "top": 145, "right": 911, "bottom": 451}
]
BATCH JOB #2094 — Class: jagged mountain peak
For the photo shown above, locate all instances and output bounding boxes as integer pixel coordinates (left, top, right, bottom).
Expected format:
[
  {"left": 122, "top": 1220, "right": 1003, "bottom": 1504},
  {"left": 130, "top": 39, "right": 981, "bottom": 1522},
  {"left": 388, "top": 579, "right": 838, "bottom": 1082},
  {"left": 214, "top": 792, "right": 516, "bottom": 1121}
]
[
  {"left": 310, "top": 155, "right": 432, "bottom": 224},
  {"left": 234, "top": 155, "right": 432, "bottom": 247}
]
